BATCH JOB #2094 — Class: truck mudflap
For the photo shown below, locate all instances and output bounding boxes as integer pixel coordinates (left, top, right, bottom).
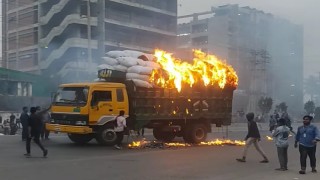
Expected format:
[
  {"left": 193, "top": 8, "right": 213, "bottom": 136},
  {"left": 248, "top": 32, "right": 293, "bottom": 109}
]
[{"left": 46, "top": 123, "right": 92, "bottom": 134}]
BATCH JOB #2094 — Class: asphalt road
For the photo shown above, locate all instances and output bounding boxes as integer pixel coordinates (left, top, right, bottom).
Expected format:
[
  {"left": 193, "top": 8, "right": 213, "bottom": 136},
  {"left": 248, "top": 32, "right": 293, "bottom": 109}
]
[{"left": 0, "top": 128, "right": 319, "bottom": 180}]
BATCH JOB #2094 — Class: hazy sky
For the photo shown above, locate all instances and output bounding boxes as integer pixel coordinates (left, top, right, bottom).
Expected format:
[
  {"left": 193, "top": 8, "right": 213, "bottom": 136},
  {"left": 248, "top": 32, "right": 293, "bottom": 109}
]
[{"left": 179, "top": 0, "right": 320, "bottom": 78}]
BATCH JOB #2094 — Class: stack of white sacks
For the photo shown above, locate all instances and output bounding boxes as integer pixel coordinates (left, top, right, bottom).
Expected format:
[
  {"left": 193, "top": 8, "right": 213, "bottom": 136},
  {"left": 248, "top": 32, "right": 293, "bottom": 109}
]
[{"left": 97, "top": 50, "right": 161, "bottom": 88}]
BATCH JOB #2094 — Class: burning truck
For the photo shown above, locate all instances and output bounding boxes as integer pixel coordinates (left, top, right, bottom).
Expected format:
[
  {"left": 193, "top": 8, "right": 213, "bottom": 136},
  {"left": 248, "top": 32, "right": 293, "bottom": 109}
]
[{"left": 46, "top": 49, "right": 238, "bottom": 145}]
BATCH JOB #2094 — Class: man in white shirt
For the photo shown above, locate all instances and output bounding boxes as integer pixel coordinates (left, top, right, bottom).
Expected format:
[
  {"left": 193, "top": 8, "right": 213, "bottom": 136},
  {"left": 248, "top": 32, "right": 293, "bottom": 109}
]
[{"left": 114, "top": 110, "right": 126, "bottom": 150}]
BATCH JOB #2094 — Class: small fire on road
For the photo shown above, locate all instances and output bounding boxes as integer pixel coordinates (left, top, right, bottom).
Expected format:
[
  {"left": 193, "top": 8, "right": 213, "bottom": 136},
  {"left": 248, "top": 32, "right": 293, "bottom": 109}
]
[{"left": 128, "top": 139, "right": 245, "bottom": 149}]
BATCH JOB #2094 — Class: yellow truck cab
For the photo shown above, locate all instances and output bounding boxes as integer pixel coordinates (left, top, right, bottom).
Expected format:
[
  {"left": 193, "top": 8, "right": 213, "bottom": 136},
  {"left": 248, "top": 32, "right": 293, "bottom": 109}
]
[{"left": 46, "top": 82, "right": 129, "bottom": 145}]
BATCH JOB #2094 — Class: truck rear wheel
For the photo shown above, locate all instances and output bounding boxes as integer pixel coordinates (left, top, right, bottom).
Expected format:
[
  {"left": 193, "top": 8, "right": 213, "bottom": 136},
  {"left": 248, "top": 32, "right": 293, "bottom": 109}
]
[
  {"left": 96, "top": 125, "right": 117, "bottom": 146},
  {"left": 153, "top": 128, "right": 175, "bottom": 142},
  {"left": 68, "top": 134, "right": 93, "bottom": 144},
  {"left": 183, "top": 124, "right": 207, "bottom": 144}
]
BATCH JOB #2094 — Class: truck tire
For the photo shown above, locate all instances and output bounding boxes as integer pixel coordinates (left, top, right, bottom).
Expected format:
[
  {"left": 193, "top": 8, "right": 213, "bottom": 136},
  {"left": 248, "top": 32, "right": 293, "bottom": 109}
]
[
  {"left": 68, "top": 134, "right": 93, "bottom": 144},
  {"left": 153, "top": 128, "right": 175, "bottom": 142},
  {"left": 184, "top": 124, "right": 207, "bottom": 144},
  {"left": 96, "top": 125, "right": 117, "bottom": 146}
]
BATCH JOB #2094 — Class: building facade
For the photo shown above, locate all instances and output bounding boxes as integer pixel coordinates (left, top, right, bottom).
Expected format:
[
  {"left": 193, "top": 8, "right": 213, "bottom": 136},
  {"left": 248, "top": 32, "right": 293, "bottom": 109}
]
[
  {"left": 178, "top": 4, "right": 303, "bottom": 115},
  {"left": 0, "top": 67, "right": 53, "bottom": 111},
  {"left": 2, "top": 0, "right": 177, "bottom": 84}
]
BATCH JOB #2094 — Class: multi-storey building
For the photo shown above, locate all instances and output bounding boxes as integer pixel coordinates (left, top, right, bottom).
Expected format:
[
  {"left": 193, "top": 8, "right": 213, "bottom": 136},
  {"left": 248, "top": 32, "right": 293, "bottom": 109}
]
[
  {"left": 178, "top": 4, "right": 303, "bottom": 115},
  {"left": 2, "top": 0, "right": 177, "bottom": 83}
]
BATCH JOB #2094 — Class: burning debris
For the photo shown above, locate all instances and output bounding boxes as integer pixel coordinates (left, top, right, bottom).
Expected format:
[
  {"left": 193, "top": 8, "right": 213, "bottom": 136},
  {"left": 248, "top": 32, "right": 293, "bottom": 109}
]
[
  {"left": 266, "top": 136, "right": 273, "bottom": 141},
  {"left": 266, "top": 134, "right": 293, "bottom": 141},
  {"left": 128, "top": 139, "right": 245, "bottom": 149}
]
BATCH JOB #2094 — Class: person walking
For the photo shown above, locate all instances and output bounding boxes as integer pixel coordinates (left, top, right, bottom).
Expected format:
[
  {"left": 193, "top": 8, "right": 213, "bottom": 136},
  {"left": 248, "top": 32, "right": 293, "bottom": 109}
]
[
  {"left": 272, "top": 118, "right": 291, "bottom": 171},
  {"left": 236, "top": 112, "right": 269, "bottom": 163},
  {"left": 114, "top": 110, "right": 127, "bottom": 150},
  {"left": 24, "top": 107, "right": 48, "bottom": 158},
  {"left": 295, "top": 115, "right": 320, "bottom": 174},
  {"left": 20, "top": 107, "right": 29, "bottom": 141}
]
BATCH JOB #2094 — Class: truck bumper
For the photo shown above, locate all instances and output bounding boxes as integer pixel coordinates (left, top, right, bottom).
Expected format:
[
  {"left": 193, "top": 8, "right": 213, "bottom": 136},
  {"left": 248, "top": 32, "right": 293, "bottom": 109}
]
[{"left": 46, "top": 123, "right": 93, "bottom": 134}]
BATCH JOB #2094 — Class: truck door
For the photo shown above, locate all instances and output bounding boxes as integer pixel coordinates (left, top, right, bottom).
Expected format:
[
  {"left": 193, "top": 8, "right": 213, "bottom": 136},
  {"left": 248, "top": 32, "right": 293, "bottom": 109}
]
[
  {"left": 114, "top": 88, "right": 129, "bottom": 116},
  {"left": 89, "top": 89, "right": 116, "bottom": 125}
]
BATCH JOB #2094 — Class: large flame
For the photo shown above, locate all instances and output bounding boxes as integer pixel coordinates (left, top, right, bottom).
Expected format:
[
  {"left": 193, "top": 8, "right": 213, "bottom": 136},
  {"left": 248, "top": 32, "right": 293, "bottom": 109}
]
[{"left": 150, "top": 49, "right": 238, "bottom": 92}]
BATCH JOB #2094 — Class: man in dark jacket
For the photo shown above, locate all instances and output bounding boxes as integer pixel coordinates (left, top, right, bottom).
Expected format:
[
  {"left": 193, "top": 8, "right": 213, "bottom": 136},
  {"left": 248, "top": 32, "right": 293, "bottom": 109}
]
[
  {"left": 20, "top": 107, "right": 29, "bottom": 141},
  {"left": 24, "top": 107, "right": 48, "bottom": 157},
  {"left": 236, "top": 112, "right": 269, "bottom": 163}
]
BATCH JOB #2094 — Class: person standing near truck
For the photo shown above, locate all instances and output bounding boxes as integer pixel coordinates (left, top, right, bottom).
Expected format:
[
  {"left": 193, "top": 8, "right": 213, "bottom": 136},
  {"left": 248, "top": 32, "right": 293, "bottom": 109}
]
[
  {"left": 20, "top": 107, "right": 29, "bottom": 141},
  {"left": 114, "top": 110, "right": 127, "bottom": 150},
  {"left": 236, "top": 112, "right": 269, "bottom": 163},
  {"left": 9, "top": 113, "right": 17, "bottom": 135}
]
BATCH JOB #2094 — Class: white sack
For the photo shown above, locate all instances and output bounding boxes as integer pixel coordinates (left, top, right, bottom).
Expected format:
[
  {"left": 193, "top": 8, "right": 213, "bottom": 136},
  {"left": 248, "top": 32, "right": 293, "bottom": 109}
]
[
  {"left": 126, "top": 73, "right": 150, "bottom": 82},
  {"left": 123, "top": 50, "right": 145, "bottom": 58},
  {"left": 102, "top": 57, "right": 119, "bottom": 66},
  {"left": 137, "top": 59, "right": 147, "bottom": 66},
  {"left": 127, "top": 65, "right": 153, "bottom": 75},
  {"left": 117, "top": 57, "right": 139, "bottom": 67},
  {"left": 105, "top": 51, "right": 127, "bottom": 58},
  {"left": 131, "top": 79, "right": 153, "bottom": 88},
  {"left": 113, "top": 65, "right": 128, "bottom": 72},
  {"left": 144, "top": 61, "right": 161, "bottom": 69},
  {"left": 138, "top": 54, "right": 156, "bottom": 61},
  {"left": 97, "top": 64, "right": 115, "bottom": 70}
]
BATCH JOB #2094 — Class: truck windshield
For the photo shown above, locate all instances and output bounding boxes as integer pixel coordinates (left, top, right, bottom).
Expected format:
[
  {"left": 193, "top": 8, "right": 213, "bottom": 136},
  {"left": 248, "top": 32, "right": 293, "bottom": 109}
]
[{"left": 53, "top": 87, "right": 89, "bottom": 106}]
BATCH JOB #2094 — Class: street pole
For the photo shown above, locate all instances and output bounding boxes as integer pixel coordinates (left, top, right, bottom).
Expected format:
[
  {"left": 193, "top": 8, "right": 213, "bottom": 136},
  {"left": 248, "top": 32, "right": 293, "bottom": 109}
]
[{"left": 87, "top": 0, "right": 92, "bottom": 66}]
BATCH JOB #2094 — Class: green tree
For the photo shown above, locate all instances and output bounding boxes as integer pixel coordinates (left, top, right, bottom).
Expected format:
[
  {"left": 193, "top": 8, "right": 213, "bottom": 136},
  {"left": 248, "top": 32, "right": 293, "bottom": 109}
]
[
  {"left": 258, "top": 97, "right": 273, "bottom": 116},
  {"left": 314, "top": 107, "right": 320, "bottom": 122},
  {"left": 304, "top": 100, "right": 315, "bottom": 114},
  {"left": 304, "top": 75, "right": 320, "bottom": 101},
  {"left": 278, "top": 102, "right": 288, "bottom": 112}
]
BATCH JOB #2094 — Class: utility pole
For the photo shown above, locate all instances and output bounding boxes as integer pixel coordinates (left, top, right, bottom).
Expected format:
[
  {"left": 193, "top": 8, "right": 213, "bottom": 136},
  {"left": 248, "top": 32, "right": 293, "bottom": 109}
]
[{"left": 87, "top": 0, "right": 92, "bottom": 66}]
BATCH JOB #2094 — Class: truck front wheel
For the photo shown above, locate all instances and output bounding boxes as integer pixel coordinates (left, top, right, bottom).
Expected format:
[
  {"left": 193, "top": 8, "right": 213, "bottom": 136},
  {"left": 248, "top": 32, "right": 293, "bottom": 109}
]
[
  {"left": 153, "top": 128, "right": 175, "bottom": 142},
  {"left": 96, "top": 125, "right": 117, "bottom": 146},
  {"left": 68, "top": 134, "right": 93, "bottom": 144}
]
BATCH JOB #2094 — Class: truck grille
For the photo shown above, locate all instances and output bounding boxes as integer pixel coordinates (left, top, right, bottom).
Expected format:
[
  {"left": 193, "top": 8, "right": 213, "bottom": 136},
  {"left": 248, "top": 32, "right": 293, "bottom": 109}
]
[{"left": 51, "top": 113, "right": 89, "bottom": 125}]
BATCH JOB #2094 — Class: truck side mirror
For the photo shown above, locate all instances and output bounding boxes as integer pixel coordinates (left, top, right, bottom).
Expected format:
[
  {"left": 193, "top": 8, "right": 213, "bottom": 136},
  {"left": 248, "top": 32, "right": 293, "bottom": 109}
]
[{"left": 51, "top": 92, "right": 57, "bottom": 103}]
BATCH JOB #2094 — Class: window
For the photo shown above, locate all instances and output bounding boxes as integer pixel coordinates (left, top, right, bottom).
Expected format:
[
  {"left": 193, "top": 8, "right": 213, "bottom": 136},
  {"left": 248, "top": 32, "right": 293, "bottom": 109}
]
[
  {"left": 116, "top": 89, "right": 124, "bottom": 102},
  {"left": 53, "top": 87, "right": 88, "bottom": 106},
  {"left": 91, "top": 91, "right": 112, "bottom": 106}
]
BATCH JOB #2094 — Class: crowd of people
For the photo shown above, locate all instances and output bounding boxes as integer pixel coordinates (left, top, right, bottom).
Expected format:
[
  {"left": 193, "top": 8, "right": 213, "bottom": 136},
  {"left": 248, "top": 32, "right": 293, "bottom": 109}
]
[{"left": 236, "top": 111, "right": 320, "bottom": 175}]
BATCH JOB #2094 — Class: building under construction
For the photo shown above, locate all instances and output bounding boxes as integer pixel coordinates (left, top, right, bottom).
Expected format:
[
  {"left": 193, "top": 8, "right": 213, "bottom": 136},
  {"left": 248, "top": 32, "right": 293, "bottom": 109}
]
[
  {"left": 178, "top": 4, "right": 303, "bottom": 115},
  {"left": 2, "top": 0, "right": 177, "bottom": 83}
]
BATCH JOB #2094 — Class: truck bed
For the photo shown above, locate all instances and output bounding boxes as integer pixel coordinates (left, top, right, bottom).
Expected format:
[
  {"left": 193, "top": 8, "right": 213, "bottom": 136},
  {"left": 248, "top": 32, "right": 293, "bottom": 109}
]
[{"left": 125, "top": 81, "right": 235, "bottom": 127}]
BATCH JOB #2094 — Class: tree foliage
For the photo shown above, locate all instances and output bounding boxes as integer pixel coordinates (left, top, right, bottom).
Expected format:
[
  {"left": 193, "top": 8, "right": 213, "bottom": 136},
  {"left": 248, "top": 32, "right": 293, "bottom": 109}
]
[
  {"left": 258, "top": 97, "right": 273, "bottom": 115},
  {"left": 278, "top": 102, "right": 288, "bottom": 112},
  {"left": 314, "top": 107, "right": 320, "bottom": 122},
  {"left": 304, "top": 75, "right": 320, "bottom": 100},
  {"left": 304, "top": 100, "right": 315, "bottom": 114}
]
